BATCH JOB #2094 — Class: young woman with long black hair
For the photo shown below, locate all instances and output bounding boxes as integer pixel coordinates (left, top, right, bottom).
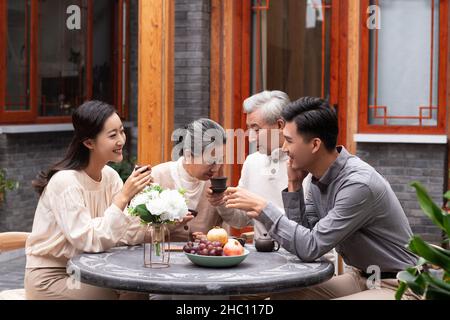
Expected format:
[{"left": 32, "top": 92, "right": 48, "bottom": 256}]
[{"left": 25, "top": 101, "right": 162, "bottom": 299}]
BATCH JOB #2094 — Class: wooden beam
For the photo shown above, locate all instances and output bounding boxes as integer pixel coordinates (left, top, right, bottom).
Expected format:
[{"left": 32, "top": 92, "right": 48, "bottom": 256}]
[
  {"left": 447, "top": 0, "right": 450, "bottom": 193},
  {"left": 210, "top": 0, "right": 234, "bottom": 182},
  {"left": 336, "top": 0, "right": 349, "bottom": 147},
  {"left": 210, "top": 0, "right": 251, "bottom": 186},
  {"left": 86, "top": 1, "right": 93, "bottom": 100},
  {"left": 346, "top": 0, "right": 361, "bottom": 154},
  {"left": 210, "top": 0, "right": 222, "bottom": 124},
  {"left": 138, "top": 0, "right": 174, "bottom": 166},
  {"left": 117, "top": 0, "right": 124, "bottom": 114},
  {"left": 210, "top": 1, "right": 252, "bottom": 237},
  {"left": 0, "top": 0, "right": 6, "bottom": 120},
  {"left": 30, "top": 0, "right": 38, "bottom": 120}
]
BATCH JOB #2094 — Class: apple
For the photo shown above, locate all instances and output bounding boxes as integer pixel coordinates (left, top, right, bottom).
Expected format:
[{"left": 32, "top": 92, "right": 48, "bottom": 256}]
[
  {"left": 223, "top": 239, "right": 244, "bottom": 256},
  {"left": 207, "top": 226, "right": 228, "bottom": 246}
]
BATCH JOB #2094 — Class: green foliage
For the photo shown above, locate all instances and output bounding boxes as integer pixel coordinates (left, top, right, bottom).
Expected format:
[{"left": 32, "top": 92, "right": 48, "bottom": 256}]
[
  {"left": 0, "top": 169, "right": 19, "bottom": 202},
  {"left": 445, "top": 191, "right": 450, "bottom": 201},
  {"left": 108, "top": 156, "right": 136, "bottom": 183},
  {"left": 396, "top": 182, "right": 450, "bottom": 300}
]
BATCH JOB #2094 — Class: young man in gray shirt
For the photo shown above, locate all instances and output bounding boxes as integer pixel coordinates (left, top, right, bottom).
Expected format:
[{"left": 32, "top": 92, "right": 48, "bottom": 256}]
[{"left": 224, "top": 97, "right": 419, "bottom": 299}]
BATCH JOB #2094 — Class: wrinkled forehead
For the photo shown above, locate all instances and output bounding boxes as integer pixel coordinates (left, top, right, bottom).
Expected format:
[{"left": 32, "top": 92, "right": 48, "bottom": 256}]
[
  {"left": 192, "top": 142, "right": 225, "bottom": 158},
  {"left": 246, "top": 108, "right": 267, "bottom": 127}
]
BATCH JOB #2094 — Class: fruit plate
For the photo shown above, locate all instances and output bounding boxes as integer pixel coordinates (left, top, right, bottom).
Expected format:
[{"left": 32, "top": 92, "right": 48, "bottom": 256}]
[{"left": 184, "top": 249, "right": 250, "bottom": 268}]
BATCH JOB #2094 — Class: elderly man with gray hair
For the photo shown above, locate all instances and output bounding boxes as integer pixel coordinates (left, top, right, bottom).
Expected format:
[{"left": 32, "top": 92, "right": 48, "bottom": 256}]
[{"left": 207, "top": 90, "right": 311, "bottom": 241}]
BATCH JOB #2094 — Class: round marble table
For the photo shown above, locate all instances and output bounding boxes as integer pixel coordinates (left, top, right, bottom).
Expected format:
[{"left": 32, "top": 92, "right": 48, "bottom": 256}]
[{"left": 68, "top": 244, "right": 334, "bottom": 296}]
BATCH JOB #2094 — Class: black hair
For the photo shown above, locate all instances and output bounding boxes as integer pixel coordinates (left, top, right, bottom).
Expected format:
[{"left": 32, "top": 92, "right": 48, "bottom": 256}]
[
  {"left": 281, "top": 97, "right": 338, "bottom": 151},
  {"left": 32, "top": 100, "right": 117, "bottom": 195}
]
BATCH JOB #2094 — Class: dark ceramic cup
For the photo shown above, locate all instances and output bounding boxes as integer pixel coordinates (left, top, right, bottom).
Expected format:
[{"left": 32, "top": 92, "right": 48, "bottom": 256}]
[{"left": 210, "top": 176, "right": 228, "bottom": 193}]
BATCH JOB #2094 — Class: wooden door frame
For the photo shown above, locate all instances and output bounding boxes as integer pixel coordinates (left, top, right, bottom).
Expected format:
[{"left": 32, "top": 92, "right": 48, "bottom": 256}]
[
  {"left": 333, "top": 0, "right": 349, "bottom": 148},
  {"left": 447, "top": 0, "right": 450, "bottom": 196},
  {"left": 114, "top": 0, "right": 130, "bottom": 118},
  {"left": 210, "top": 0, "right": 349, "bottom": 184},
  {"left": 137, "top": 0, "right": 174, "bottom": 166},
  {"left": 210, "top": 0, "right": 251, "bottom": 187}
]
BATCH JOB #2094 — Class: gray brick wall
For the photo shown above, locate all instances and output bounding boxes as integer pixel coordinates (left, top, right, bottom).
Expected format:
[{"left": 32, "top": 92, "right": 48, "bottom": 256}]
[
  {"left": 356, "top": 143, "right": 447, "bottom": 244},
  {"left": 174, "top": 0, "right": 211, "bottom": 131},
  {"left": 0, "top": 132, "right": 73, "bottom": 232}
]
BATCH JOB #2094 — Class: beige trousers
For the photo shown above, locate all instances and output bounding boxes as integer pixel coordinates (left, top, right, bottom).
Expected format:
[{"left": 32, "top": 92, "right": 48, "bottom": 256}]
[
  {"left": 24, "top": 268, "right": 149, "bottom": 300},
  {"left": 270, "top": 269, "right": 420, "bottom": 300}
]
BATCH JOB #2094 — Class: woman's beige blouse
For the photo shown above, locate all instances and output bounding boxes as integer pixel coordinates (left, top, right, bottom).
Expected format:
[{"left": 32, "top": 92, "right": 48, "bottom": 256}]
[{"left": 25, "top": 166, "right": 145, "bottom": 268}]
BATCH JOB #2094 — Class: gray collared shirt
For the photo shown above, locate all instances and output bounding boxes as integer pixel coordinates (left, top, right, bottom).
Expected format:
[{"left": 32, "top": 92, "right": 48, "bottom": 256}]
[{"left": 258, "top": 146, "right": 417, "bottom": 272}]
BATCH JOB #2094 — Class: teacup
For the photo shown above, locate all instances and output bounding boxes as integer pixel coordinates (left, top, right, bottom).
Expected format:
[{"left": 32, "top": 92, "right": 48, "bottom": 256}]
[{"left": 210, "top": 176, "right": 228, "bottom": 193}]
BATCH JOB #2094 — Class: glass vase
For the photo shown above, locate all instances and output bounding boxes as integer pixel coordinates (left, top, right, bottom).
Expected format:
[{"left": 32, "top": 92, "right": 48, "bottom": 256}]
[{"left": 143, "top": 224, "right": 170, "bottom": 268}]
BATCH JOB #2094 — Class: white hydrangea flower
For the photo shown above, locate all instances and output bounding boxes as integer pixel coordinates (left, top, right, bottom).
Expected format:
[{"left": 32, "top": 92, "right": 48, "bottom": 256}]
[
  {"left": 145, "top": 197, "right": 167, "bottom": 216},
  {"left": 128, "top": 183, "right": 188, "bottom": 223},
  {"left": 159, "top": 190, "right": 188, "bottom": 221},
  {"left": 130, "top": 193, "right": 150, "bottom": 208},
  {"left": 148, "top": 190, "right": 160, "bottom": 200}
]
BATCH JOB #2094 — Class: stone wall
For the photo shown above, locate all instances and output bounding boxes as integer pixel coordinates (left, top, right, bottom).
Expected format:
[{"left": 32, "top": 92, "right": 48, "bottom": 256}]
[
  {"left": 356, "top": 143, "right": 447, "bottom": 244},
  {"left": 173, "top": 0, "right": 211, "bottom": 131},
  {"left": 0, "top": 132, "right": 73, "bottom": 231}
]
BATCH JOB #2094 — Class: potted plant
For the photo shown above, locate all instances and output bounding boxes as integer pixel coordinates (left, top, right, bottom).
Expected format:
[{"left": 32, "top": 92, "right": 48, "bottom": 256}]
[
  {"left": 0, "top": 169, "right": 19, "bottom": 204},
  {"left": 396, "top": 182, "right": 450, "bottom": 300}
]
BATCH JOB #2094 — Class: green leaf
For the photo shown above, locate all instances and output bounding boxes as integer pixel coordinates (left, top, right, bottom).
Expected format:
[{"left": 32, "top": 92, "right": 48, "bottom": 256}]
[
  {"left": 422, "top": 272, "right": 450, "bottom": 292},
  {"left": 444, "top": 215, "right": 450, "bottom": 238},
  {"left": 425, "top": 284, "right": 450, "bottom": 300},
  {"left": 395, "top": 281, "right": 407, "bottom": 300},
  {"left": 135, "top": 204, "right": 153, "bottom": 224},
  {"left": 410, "top": 182, "right": 447, "bottom": 233},
  {"left": 396, "top": 270, "right": 425, "bottom": 296},
  {"left": 397, "top": 270, "right": 417, "bottom": 283},
  {"left": 429, "top": 243, "right": 450, "bottom": 258},
  {"left": 444, "top": 191, "right": 450, "bottom": 201},
  {"left": 416, "top": 257, "right": 428, "bottom": 267},
  {"left": 5, "top": 180, "right": 17, "bottom": 191},
  {"left": 408, "top": 236, "right": 450, "bottom": 273}
]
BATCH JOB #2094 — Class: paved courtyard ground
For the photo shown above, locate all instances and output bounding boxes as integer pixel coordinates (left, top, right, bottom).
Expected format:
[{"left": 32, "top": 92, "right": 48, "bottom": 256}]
[{"left": 0, "top": 252, "right": 26, "bottom": 290}]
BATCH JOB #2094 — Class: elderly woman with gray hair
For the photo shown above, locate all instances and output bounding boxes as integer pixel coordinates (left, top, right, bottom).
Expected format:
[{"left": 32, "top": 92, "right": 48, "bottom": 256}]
[{"left": 150, "top": 118, "right": 244, "bottom": 241}]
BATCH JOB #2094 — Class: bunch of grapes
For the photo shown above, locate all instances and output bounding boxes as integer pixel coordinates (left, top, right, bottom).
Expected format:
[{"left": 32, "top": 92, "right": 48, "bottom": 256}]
[{"left": 183, "top": 239, "right": 224, "bottom": 256}]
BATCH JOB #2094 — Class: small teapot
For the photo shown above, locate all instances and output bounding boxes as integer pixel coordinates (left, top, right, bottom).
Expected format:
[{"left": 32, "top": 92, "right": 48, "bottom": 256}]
[{"left": 255, "top": 233, "right": 280, "bottom": 252}]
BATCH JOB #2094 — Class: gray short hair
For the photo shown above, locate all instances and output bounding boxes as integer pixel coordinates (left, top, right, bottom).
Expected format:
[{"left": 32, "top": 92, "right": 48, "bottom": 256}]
[
  {"left": 243, "top": 90, "right": 291, "bottom": 124},
  {"left": 180, "top": 118, "right": 226, "bottom": 157}
]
